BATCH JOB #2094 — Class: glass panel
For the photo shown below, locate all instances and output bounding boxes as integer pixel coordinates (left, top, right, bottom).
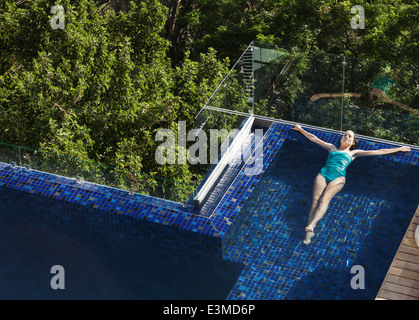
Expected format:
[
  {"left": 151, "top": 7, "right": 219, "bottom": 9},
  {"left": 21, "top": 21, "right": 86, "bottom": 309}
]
[
  {"left": 0, "top": 142, "right": 194, "bottom": 204},
  {"left": 201, "top": 41, "right": 418, "bottom": 145},
  {"left": 193, "top": 107, "right": 249, "bottom": 199},
  {"left": 343, "top": 59, "right": 419, "bottom": 144}
]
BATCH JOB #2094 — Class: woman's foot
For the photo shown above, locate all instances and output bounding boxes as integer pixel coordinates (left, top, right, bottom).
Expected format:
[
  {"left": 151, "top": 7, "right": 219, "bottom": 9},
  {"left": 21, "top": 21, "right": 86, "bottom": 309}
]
[
  {"left": 303, "top": 231, "right": 315, "bottom": 245},
  {"left": 305, "top": 226, "right": 314, "bottom": 232}
]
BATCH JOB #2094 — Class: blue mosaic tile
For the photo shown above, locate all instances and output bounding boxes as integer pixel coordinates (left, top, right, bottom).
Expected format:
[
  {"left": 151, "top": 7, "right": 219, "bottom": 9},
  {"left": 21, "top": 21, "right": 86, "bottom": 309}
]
[{"left": 0, "top": 164, "right": 221, "bottom": 238}]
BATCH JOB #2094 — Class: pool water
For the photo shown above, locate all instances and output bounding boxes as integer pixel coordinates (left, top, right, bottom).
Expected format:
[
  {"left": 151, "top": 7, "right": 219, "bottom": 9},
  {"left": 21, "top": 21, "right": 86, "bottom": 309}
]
[
  {"left": 225, "top": 137, "right": 418, "bottom": 299},
  {"left": 0, "top": 187, "right": 243, "bottom": 300}
]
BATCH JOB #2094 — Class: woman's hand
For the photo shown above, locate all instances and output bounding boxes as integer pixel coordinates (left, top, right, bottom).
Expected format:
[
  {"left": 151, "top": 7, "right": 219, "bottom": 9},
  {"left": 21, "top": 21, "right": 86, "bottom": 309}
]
[
  {"left": 292, "top": 124, "right": 302, "bottom": 132},
  {"left": 399, "top": 146, "right": 411, "bottom": 152}
]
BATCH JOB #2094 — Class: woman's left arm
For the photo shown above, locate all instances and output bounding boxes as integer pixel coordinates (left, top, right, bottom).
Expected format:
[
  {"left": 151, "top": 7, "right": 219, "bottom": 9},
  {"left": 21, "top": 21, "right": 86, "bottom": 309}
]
[{"left": 353, "top": 146, "right": 411, "bottom": 158}]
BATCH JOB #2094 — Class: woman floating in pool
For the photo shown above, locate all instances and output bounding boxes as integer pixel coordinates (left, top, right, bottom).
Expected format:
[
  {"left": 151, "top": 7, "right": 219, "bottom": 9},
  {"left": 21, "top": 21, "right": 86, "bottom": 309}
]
[{"left": 291, "top": 124, "right": 411, "bottom": 245}]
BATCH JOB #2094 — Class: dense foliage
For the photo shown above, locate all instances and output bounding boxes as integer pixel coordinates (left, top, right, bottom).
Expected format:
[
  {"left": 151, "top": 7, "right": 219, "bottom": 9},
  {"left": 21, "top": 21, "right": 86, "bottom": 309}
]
[{"left": 0, "top": 0, "right": 418, "bottom": 201}]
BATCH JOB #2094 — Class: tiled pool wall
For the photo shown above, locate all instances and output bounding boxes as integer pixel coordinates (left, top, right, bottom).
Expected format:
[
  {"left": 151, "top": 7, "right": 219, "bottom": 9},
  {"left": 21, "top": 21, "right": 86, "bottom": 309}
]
[
  {"left": 0, "top": 161, "right": 221, "bottom": 237},
  {"left": 0, "top": 119, "right": 418, "bottom": 278},
  {"left": 0, "top": 186, "right": 220, "bottom": 263},
  {"left": 0, "top": 186, "right": 243, "bottom": 299},
  {"left": 0, "top": 160, "right": 225, "bottom": 265}
]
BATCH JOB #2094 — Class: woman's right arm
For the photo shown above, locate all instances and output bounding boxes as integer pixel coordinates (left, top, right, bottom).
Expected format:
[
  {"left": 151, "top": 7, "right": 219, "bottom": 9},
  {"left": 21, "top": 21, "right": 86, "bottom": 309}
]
[{"left": 292, "top": 124, "right": 335, "bottom": 152}]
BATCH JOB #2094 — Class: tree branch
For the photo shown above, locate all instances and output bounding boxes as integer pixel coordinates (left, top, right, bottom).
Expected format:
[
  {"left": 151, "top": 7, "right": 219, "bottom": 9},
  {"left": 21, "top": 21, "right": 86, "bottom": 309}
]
[{"left": 310, "top": 92, "right": 419, "bottom": 117}]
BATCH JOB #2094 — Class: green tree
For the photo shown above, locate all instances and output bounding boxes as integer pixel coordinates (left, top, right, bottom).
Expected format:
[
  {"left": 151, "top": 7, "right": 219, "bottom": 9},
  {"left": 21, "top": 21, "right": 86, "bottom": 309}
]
[{"left": 0, "top": 0, "right": 232, "bottom": 201}]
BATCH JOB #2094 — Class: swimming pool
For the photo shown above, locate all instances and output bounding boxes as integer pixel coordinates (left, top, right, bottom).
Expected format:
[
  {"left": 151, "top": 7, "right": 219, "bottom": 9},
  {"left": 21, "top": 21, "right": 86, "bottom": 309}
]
[
  {"left": 0, "top": 187, "right": 243, "bottom": 299},
  {"left": 224, "top": 133, "right": 418, "bottom": 299},
  {"left": 0, "top": 119, "right": 417, "bottom": 300}
]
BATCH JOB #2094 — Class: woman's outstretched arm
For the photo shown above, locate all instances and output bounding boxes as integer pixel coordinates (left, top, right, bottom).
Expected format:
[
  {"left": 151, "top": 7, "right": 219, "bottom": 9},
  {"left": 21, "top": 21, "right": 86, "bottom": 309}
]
[
  {"left": 291, "top": 124, "right": 336, "bottom": 152},
  {"left": 352, "top": 146, "right": 411, "bottom": 158}
]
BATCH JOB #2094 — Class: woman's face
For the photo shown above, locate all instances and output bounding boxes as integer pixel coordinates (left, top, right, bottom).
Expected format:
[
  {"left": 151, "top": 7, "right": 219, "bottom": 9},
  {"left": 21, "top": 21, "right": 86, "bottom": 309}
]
[{"left": 341, "top": 130, "right": 355, "bottom": 147}]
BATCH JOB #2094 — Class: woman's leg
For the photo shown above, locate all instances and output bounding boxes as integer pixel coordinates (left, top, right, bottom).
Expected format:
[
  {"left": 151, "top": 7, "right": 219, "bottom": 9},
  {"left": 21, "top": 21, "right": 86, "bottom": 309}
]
[
  {"left": 307, "top": 174, "right": 328, "bottom": 227},
  {"left": 306, "top": 176, "right": 345, "bottom": 232},
  {"left": 303, "top": 174, "right": 327, "bottom": 244}
]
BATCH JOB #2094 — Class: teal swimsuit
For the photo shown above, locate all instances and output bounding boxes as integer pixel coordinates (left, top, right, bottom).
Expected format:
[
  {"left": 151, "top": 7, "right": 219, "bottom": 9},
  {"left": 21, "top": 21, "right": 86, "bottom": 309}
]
[{"left": 319, "top": 151, "right": 353, "bottom": 184}]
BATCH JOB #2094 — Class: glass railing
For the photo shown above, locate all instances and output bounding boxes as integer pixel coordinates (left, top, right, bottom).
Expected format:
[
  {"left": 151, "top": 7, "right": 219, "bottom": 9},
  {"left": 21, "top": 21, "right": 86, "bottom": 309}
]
[
  {"left": 200, "top": 41, "right": 419, "bottom": 146},
  {"left": 0, "top": 141, "right": 195, "bottom": 204},
  {"left": 193, "top": 106, "right": 250, "bottom": 181}
]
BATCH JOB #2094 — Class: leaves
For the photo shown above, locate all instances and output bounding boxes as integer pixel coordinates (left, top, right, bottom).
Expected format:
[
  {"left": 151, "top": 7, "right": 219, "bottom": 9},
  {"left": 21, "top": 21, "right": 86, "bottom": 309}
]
[
  {"left": 0, "top": 0, "right": 233, "bottom": 201},
  {"left": 1, "top": 0, "right": 418, "bottom": 201}
]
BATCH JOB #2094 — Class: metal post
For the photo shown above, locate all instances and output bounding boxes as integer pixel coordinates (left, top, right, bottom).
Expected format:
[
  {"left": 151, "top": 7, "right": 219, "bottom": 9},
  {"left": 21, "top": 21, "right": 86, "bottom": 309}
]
[
  {"left": 18, "top": 146, "right": 22, "bottom": 167},
  {"left": 341, "top": 56, "right": 347, "bottom": 132}
]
